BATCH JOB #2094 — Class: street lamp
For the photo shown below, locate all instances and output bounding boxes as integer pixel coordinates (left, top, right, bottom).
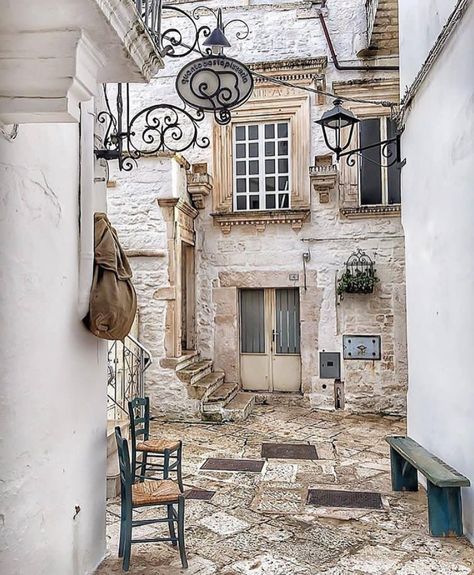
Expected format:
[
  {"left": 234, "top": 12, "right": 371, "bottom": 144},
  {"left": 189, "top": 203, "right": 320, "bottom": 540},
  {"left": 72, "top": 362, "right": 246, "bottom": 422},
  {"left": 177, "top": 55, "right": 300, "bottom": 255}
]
[
  {"left": 316, "top": 99, "right": 402, "bottom": 167},
  {"left": 202, "top": 8, "right": 231, "bottom": 55},
  {"left": 315, "top": 98, "right": 359, "bottom": 160}
]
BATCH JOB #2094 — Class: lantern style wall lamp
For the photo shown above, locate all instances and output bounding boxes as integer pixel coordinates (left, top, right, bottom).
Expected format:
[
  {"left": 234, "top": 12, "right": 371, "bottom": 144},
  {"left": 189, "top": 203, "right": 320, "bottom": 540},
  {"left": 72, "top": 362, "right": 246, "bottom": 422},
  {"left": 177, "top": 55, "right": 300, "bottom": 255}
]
[
  {"left": 95, "top": 3, "right": 252, "bottom": 171},
  {"left": 316, "top": 99, "right": 402, "bottom": 168}
]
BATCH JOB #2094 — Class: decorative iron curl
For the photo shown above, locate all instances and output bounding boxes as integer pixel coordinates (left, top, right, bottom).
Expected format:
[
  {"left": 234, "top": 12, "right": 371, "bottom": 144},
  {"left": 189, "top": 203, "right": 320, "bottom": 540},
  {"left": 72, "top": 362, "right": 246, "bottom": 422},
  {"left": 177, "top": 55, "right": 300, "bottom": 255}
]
[
  {"left": 160, "top": 4, "right": 211, "bottom": 57},
  {"left": 126, "top": 104, "right": 210, "bottom": 156},
  {"left": 192, "top": 5, "right": 250, "bottom": 53},
  {"left": 344, "top": 137, "right": 400, "bottom": 168}
]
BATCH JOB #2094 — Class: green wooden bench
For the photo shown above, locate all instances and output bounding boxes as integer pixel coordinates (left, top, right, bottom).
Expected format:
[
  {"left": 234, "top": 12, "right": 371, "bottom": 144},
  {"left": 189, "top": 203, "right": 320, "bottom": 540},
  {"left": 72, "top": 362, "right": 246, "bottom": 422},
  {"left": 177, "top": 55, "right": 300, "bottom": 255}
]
[{"left": 385, "top": 436, "right": 470, "bottom": 537}]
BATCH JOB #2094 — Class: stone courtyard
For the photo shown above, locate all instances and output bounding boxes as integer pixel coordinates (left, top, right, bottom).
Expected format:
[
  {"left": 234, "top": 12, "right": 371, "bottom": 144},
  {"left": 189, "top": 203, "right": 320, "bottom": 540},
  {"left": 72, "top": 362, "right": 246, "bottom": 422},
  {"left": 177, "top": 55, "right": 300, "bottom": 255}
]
[{"left": 97, "top": 405, "right": 474, "bottom": 575}]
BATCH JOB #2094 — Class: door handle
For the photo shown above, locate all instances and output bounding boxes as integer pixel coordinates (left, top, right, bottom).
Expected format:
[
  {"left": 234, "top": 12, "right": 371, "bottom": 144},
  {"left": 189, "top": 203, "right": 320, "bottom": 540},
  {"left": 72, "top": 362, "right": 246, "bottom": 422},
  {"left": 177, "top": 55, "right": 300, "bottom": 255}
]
[{"left": 272, "top": 330, "right": 279, "bottom": 341}]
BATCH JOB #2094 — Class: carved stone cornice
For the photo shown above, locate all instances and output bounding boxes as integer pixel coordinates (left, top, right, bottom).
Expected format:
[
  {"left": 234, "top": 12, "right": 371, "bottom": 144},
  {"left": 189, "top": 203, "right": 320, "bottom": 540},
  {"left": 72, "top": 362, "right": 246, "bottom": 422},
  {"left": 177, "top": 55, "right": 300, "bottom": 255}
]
[
  {"left": 248, "top": 57, "right": 327, "bottom": 80},
  {"left": 340, "top": 205, "right": 401, "bottom": 218},
  {"left": 211, "top": 209, "right": 310, "bottom": 235}
]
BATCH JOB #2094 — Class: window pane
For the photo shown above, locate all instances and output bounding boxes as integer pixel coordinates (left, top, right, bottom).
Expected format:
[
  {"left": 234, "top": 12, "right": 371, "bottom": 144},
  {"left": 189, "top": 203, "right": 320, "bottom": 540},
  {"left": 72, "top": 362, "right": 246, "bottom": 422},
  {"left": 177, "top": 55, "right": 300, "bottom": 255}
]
[
  {"left": 240, "top": 289, "right": 265, "bottom": 353},
  {"left": 249, "top": 195, "right": 259, "bottom": 209},
  {"left": 278, "top": 141, "right": 288, "bottom": 155},
  {"left": 277, "top": 123, "right": 288, "bottom": 138},
  {"left": 249, "top": 143, "right": 259, "bottom": 157},
  {"left": 236, "top": 161, "right": 246, "bottom": 176},
  {"left": 266, "top": 194, "right": 276, "bottom": 209},
  {"left": 360, "top": 119, "right": 382, "bottom": 205},
  {"left": 387, "top": 118, "right": 401, "bottom": 204},
  {"left": 278, "top": 176, "right": 289, "bottom": 191},
  {"left": 265, "top": 124, "right": 275, "bottom": 139},
  {"left": 249, "top": 160, "right": 259, "bottom": 175},
  {"left": 249, "top": 178, "right": 259, "bottom": 193},
  {"left": 278, "top": 194, "right": 289, "bottom": 209},
  {"left": 278, "top": 158, "right": 288, "bottom": 173},
  {"left": 236, "top": 179, "right": 246, "bottom": 194},
  {"left": 236, "top": 144, "right": 245, "bottom": 158},
  {"left": 236, "top": 126, "right": 245, "bottom": 141},
  {"left": 265, "top": 177, "right": 275, "bottom": 192},
  {"left": 248, "top": 125, "right": 258, "bottom": 140},
  {"left": 265, "top": 142, "right": 275, "bottom": 156},
  {"left": 236, "top": 196, "right": 246, "bottom": 210},
  {"left": 265, "top": 159, "right": 275, "bottom": 174}
]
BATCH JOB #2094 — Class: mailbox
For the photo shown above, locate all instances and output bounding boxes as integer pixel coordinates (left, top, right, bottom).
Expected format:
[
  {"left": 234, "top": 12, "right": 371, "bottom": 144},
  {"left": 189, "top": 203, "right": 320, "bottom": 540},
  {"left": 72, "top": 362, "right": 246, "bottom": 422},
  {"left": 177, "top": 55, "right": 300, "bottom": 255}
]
[{"left": 319, "top": 352, "right": 341, "bottom": 379}]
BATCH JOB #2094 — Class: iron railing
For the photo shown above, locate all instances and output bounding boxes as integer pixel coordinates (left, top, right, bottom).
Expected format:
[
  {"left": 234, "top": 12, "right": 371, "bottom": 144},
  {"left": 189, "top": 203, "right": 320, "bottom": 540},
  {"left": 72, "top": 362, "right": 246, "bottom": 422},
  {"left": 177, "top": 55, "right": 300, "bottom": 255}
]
[{"left": 107, "top": 334, "right": 152, "bottom": 419}]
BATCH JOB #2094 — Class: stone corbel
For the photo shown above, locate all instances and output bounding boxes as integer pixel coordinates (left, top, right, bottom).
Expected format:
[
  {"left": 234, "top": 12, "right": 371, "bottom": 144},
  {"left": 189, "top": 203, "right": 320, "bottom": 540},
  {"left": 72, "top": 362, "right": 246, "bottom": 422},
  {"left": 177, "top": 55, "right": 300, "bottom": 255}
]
[
  {"left": 187, "top": 163, "right": 213, "bottom": 209},
  {"left": 309, "top": 155, "right": 338, "bottom": 203}
]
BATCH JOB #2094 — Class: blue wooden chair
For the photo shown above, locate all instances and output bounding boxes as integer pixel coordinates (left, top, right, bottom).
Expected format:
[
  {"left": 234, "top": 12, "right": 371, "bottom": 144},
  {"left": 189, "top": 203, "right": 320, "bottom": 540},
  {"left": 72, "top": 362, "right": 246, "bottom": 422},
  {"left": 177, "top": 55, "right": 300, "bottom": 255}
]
[
  {"left": 115, "top": 426, "right": 188, "bottom": 571},
  {"left": 128, "top": 397, "right": 184, "bottom": 490}
]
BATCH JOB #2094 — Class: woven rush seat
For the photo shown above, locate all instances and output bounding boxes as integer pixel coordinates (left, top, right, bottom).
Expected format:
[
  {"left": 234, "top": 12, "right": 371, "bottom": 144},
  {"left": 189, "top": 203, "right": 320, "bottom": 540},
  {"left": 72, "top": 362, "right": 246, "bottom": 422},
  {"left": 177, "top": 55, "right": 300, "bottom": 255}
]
[
  {"left": 136, "top": 438, "right": 181, "bottom": 453},
  {"left": 132, "top": 479, "right": 181, "bottom": 506}
]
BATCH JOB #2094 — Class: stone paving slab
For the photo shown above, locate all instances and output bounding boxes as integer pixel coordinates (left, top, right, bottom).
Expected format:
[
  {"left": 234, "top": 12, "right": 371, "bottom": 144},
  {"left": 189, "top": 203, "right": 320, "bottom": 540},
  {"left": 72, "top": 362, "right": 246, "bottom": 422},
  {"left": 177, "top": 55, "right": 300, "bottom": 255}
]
[{"left": 96, "top": 406, "right": 474, "bottom": 575}]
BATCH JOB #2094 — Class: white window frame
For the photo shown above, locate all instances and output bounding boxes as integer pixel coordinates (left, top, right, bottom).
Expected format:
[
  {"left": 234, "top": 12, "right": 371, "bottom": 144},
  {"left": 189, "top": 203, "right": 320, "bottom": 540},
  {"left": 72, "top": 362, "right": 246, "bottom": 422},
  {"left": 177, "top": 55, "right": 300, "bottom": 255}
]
[
  {"left": 358, "top": 117, "right": 400, "bottom": 207},
  {"left": 232, "top": 120, "right": 292, "bottom": 212}
]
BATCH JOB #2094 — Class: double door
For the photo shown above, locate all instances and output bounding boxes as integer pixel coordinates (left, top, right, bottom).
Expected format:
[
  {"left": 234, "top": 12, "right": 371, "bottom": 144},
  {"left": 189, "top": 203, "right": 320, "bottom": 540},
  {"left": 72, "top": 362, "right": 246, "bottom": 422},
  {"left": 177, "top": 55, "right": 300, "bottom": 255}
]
[{"left": 240, "top": 288, "right": 301, "bottom": 392}]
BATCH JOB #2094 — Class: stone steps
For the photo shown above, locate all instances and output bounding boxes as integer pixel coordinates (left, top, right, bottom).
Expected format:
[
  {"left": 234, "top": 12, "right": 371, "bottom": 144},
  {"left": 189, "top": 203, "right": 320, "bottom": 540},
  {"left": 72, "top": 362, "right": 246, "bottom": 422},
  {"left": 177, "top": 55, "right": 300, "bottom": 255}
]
[
  {"left": 188, "top": 370, "right": 225, "bottom": 400},
  {"left": 176, "top": 359, "right": 213, "bottom": 385},
  {"left": 202, "top": 382, "right": 239, "bottom": 413},
  {"left": 222, "top": 392, "right": 256, "bottom": 422},
  {"left": 171, "top": 351, "right": 256, "bottom": 422}
]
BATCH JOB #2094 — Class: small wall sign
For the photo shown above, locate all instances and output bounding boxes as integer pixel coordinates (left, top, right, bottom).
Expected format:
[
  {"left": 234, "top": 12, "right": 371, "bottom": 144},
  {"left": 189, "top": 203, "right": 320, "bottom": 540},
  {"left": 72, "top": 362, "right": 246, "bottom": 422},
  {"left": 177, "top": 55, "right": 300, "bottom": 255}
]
[{"left": 343, "top": 335, "right": 381, "bottom": 360}]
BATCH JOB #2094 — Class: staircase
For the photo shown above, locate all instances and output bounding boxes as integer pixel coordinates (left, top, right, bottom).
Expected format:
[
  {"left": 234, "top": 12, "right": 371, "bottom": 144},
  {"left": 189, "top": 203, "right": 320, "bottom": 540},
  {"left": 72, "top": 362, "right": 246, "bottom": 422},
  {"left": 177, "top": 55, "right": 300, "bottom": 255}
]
[{"left": 174, "top": 351, "right": 255, "bottom": 422}]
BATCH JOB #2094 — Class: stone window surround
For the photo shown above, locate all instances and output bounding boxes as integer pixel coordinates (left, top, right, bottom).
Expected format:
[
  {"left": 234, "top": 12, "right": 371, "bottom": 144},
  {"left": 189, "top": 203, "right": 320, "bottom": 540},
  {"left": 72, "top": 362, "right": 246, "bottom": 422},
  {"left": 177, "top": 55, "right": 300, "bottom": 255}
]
[
  {"left": 333, "top": 78, "right": 401, "bottom": 219},
  {"left": 211, "top": 77, "right": 316, "bottom": 233}
]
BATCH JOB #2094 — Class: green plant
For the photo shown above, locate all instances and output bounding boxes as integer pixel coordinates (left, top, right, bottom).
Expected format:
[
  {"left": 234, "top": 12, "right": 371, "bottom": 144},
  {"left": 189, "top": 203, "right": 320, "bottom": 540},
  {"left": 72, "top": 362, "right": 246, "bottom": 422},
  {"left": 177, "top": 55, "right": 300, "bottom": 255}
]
[{"left": 337, "top": 268, "right": 379, "bottom": 299}]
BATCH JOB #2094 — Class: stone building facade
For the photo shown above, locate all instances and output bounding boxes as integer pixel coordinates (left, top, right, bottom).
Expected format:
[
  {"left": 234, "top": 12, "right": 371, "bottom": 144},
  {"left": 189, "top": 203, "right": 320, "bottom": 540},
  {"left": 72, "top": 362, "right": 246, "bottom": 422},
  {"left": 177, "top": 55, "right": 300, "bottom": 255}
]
[{"left": 109, "top": 0, "right": 407, "bottom": 420}]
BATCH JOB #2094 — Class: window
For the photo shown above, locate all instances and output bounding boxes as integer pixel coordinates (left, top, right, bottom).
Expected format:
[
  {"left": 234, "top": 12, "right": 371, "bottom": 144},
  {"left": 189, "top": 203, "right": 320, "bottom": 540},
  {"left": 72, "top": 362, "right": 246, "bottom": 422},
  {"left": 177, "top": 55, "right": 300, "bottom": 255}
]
[
  {"left": 359, "top": 117, "right": 401, "bottom": 206},
  {"left": 234, "top": 121, "right": 291, "bottom": 211}
]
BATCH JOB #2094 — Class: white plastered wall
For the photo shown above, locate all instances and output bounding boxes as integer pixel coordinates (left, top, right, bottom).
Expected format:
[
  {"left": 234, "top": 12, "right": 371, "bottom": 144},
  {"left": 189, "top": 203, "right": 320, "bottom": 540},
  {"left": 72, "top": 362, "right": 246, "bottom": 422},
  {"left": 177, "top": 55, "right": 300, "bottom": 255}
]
[
  {"left": 0, "top": 114, "right": 108, "bottom": 573},
  {"left": 400, "top": 0, "right": 474, "bottom": 543}
]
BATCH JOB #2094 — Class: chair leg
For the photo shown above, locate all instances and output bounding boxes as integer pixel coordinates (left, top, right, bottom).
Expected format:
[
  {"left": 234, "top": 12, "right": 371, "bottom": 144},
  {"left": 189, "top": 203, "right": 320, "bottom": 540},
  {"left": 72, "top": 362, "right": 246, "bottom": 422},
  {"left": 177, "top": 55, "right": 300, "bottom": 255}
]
[
  {"left": 167, "top": 504, "right": 177, "bottom": 547},
  {"left": 118, "top": 494, "right": 125, "bottom": 558},
  {"left": 177, "top": 442, "right": 184, "bottom": 492},
  {"left": 177, "top": 495, "right": 188, "bottom": 569},
  {"left": 122, "top": 505, "right": 133, "bottom": 571},
  {"left": 139, "top": 452, "right": 148, "bottom": 482},
  {"left": 163, "top": 449, "right": 170, "bottom": 480}
]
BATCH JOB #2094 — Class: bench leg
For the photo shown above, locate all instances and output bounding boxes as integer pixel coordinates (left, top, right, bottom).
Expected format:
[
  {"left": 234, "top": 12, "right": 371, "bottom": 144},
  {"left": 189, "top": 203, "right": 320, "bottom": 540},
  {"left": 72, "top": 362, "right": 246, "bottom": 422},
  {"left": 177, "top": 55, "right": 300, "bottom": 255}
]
[
  {"left": 427, "top": 482, "right": 463, "bottom": 537},
  {"left": 390, "top": 447, "right": 418, "bottom": 491}
]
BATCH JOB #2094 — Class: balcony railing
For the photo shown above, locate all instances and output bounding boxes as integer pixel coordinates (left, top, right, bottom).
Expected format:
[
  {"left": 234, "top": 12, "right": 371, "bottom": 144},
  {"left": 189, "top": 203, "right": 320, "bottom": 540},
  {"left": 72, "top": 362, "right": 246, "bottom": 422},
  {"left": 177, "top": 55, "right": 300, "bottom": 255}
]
[
  {"left": 107, "top": 334, "right": 152, "bottom": 419},
  {"left": 135, "top": 0, "right": 161, "bottom": 45}
]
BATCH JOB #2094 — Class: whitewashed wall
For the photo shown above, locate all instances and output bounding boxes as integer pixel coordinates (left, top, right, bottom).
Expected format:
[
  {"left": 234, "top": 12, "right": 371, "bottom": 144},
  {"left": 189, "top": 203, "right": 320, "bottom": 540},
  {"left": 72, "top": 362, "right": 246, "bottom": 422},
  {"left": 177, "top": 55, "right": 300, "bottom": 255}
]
[
  {"left": 109, "top": 0, "right": 407, "bottom": 418},
  {"left": 0, "top": 121, "right": 108, "bottom": 574},
  {"left": 400, "top": 0, "right": 474, "bottom": 543}
]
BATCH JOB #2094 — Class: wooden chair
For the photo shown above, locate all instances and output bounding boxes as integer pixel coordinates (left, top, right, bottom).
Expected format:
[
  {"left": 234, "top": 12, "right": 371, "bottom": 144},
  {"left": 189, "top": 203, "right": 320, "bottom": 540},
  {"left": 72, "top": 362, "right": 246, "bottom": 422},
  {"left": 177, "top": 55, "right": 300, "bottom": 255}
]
[
  {"left": 115, "top": 426, "right": 188, "bottom": 571},
  {"left": 128, "top": 397, "right": 184, "bottom": 490}
]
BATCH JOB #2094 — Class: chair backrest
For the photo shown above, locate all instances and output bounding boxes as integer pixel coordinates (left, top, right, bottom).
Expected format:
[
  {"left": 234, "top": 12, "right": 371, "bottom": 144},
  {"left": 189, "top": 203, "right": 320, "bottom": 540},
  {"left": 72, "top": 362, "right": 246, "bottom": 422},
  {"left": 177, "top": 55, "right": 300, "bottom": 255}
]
[
  {"left": 115, "top": 426, "right": 132, "bottom": 501},
  {"left": 128, "top": 396, "right": 150, "bottom": 446}
]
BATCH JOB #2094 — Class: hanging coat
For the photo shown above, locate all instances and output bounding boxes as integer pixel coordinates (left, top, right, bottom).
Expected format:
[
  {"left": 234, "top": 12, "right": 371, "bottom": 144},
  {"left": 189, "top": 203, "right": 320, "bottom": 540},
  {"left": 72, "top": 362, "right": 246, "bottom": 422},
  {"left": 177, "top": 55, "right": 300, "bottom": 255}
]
[{"left": 83, "top": 212, "right": 137, "bottom": 340}]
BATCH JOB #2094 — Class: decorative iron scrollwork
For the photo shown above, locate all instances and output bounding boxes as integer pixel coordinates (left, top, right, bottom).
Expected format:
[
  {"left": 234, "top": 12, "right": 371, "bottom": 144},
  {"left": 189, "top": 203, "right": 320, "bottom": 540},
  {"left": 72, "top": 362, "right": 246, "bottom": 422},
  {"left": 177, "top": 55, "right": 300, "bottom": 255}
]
[
  {"left": 96, "top": 84, "right": 210, "bottom": 172},
  {"left": 345, "top": 136, "right": 400, "bottom": 168}
]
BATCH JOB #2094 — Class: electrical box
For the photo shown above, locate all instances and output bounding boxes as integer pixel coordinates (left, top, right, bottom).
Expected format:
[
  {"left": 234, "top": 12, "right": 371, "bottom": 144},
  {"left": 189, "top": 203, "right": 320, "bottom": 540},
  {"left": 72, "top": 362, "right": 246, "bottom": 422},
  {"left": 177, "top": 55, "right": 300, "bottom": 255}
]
[
  {"left": 343, "top": 335, "right": 381, "bottom": 360},
  {"left": 319, "top": 352, "right": 341, "bottom": 379}
]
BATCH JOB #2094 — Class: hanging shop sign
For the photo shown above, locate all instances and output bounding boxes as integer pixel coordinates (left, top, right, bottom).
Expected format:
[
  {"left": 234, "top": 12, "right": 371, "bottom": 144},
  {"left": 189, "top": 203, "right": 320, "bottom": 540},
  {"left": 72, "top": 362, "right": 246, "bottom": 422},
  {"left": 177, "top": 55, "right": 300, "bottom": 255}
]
[{"left": 176, "top": 56, "right": 254, "bottom": 125}]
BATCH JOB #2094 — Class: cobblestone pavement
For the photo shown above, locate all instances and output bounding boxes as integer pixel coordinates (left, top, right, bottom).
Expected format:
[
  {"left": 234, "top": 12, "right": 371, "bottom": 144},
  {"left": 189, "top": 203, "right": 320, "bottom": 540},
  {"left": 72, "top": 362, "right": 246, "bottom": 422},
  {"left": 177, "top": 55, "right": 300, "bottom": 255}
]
[{"left": 96, "top": 405, "right": 474, "bottom": 575}]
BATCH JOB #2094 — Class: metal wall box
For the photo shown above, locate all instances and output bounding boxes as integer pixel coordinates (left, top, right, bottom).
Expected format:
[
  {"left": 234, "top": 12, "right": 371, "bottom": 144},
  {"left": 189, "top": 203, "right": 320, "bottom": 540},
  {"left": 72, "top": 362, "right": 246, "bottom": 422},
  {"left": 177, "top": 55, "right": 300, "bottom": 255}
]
[
  {"left": 343, "top": 335, "right": 381, "bottom": 360},
  {"left": 319, "top": 352, "right": 341, "bottom": 379}
]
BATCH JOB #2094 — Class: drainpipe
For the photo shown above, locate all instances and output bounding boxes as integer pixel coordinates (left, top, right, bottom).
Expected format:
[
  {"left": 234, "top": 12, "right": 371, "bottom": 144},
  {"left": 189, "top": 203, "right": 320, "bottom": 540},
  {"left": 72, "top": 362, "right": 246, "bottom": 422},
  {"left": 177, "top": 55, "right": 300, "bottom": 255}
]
[{"left": 318, "top": 11, "right": 399, "bottom": 72}]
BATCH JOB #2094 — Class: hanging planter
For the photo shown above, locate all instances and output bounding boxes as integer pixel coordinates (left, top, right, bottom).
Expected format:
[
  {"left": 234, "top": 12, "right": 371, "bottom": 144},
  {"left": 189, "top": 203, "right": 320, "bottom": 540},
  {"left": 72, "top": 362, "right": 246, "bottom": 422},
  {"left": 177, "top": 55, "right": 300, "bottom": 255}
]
[{"left": 337, "top": 249, "right": 379, "bottom": 300}]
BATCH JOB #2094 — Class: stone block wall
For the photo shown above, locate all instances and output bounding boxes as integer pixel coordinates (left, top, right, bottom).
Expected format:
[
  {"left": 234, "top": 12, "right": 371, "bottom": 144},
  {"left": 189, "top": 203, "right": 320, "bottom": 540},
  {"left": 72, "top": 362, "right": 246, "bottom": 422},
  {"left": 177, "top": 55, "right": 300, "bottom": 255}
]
[{"left": 108, "top": 0, "right": 407, "bottom": 417}]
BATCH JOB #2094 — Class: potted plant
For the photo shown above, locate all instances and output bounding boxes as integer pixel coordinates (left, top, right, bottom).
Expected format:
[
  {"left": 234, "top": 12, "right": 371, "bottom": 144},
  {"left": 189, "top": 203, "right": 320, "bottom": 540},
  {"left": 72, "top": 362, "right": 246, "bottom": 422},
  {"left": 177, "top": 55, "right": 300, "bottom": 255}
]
[{"left": 337, "top": 249, "right": 379, "bottom": 300}]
